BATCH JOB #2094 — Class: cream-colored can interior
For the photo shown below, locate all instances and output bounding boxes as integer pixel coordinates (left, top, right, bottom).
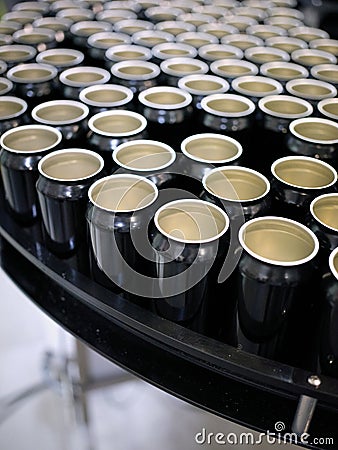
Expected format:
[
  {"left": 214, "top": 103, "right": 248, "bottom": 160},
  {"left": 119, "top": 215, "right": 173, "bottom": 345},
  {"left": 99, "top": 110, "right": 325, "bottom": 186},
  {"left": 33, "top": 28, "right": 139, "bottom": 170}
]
[
  {"left": 316, "top": 69, "right": 338, "bottom": 82},
  {"left": 205, "top": 169, "right": 267, "bottom": 201},
  {"left": 3, "top": 128, "right": 59, "bottom": 152},
  {"left": 272, "top": 43, "right": 301, "bottom": 52},
  {"left": 144, "top": 91, "right": 186, "bottom": 105},
  {"left": 264, "top": 99, "right": 308, "bottom": 115},
  {"left": 293, "top": 121, "right": 338, "bottom": 141},
  {"left": 162, "top": 27, "right": 186, "bottom": 36},
  {"left": 36, "top": 104, "right": 84, "bottom": 122},
  {"left": 205, "top": 50, "right": 235, "bottom": 58},
  {"left": 316, "top": 44, "right": 338, "bottom": 56},
  {"left": 182, "top": 38, "right": 209, "bottom": 47},
  {"left": 274, "top": 158, "right": 336, "bottom": 188},
  {"left": 294, "top": 33, "right": 320, "bottom": 42},
  {"left": 157, "top": 201, "right": 226, "bottom": 242},
  {"left": 161, "top": 48, "right": 189, "bottom": 55},
  {"left": 41, "top": 152, "right": 101, "bottom": 180},
  {"left": 118, "top": 66, "right": 153, "bottom": 75},
  {"left": 66, "top": 72, "right": 104, "bottom": 83},
  {"left": 42, "top": 54, "right": 77, "bottom": 63},
  {"left": 0, "top": 100, "right": 24, "bottom": 118},
  {"left": 230, "top": 40, "right": 256, "bottom": 50},
  {"left": 218, "top": 64, "right": 251, "bottom": 75},
  {"left": 267, "top": 67, "right": 302, "bottom": 78},
  {"left": 113, "top": 50, "right": 145, "bottom": 59},
  {"left": 75, "top": 27, "right": 105, "bottom": 36},
  {"left": 96, "top": 38, "right": 124, "bottom": 46},
  {"left": 296, "top": 55, "right": 331, "bottom": 65},
  {"left": 17, "top": 34, "right": 49, "bottom": 44},
  {"left": 85, "top": 89, "right": 127, "bottom": 103},
  {"left": 333, "top": 252, "right": 338, "bottom": 275},
  {"left": 292, "top": 83, "right": 331, "bottom": 96},
  {"left": 115, "top": 143, "right": 172, "bottom": 169},
  {"left": 323, "top": 102, "right": 338, "bottom": 117},
  {"left": 91, "top": 177, "right": 156, "bottom": 211},
  {"left": 242, "top": 219, "right": 316, "bottom": 263},
  {"left": 120, "top": 26, "right": 144, "bottom": 34},
  {"left": 206, "top": 98, "right": 250, "bottom": 113},
  {"left": 185, "top": 79, "right": 223, "bottom": 91},
  {"left": 312, "top": 195, "right": 338, "bottom": 231},
  {"left": 238, "top": 80, "right": 277, "bottom": 93},
  {"left": 0, "top": 82, "right": 9, "bottom": 92},
  {"left": 12, "top": 68, "right": 52, "bottom": 80},
  {"left": 167, "top": 63, "right": 201, "bottom": 73},
  {"left": 93, "top": 114, "right": 142, "bottom": 134},
  {"left": 142, "top": 37, "right": 166, "bottom": 45},
  {"left": 250, "top": 53, "right": 284, "bottom": 63},
  {"left": 0, "top": 50, "right": 30, "bottom": 61},
  {"left": 185, "top": 136, "right": 239, "bottom": 161}
]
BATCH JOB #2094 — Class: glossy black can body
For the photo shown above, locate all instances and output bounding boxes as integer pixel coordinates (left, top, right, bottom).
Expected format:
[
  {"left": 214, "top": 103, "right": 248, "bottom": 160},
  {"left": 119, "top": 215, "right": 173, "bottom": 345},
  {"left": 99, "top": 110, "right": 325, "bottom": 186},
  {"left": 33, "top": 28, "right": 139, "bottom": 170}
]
[
  {"left": 270, "top": 178, "right": 336, "bottom": 223},
  {"left": 37, "top": 174, "right": 102, "bottom": 254},
  {"left": 150, "top": 227, "right": 229, "bottom": 333},
  {"left": 0, "top": 149, "right": 46, "bottom": 221},
  {"left": 236, "top": 252, "right": 320, "bottom": 369}
]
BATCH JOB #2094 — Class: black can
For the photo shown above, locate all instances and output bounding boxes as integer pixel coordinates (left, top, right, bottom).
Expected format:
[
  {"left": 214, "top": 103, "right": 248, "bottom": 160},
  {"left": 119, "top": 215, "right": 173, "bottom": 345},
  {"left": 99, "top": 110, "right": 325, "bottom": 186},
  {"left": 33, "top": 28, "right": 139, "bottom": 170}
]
[
  {"left": 31, "top": 99, "right": 89, "bottom": 146},
  {"left": 0, "top": 124, "right": 62, "bottom": 221},
  {"left": 138, "top": 86, "right": 193, "bottom": 151},
  {"left": 112, "top": 139, "right": 176, "bottom": 188},
  {"left": 199, "top": 93, "right": 256, "bottom": 154},
  {"left": 7, "top": 63, "right": 59, "bottom": 105},
  {"left": 87, "top": 109, "right": 148, "bottom": 171},
  {"left": 86, "top": 174, "right": 158, "bottom": 304},
  {"left": 150, "top": 198, "right": 230, "bottom": 332},
  {"left": 236, "top": 216, "right": 320, "bottom": 368},
  {"left": 256, "top": 94, "right": 313, "bottom": 174},
  {"left": 270, "top": 155, "right": 337, "bottom": 222},
  {"left": 37, "top": 148, "right": 105, "bottom": 254},
  {"left": 201, "top": 165, "right": 271, "bottom": 221}
]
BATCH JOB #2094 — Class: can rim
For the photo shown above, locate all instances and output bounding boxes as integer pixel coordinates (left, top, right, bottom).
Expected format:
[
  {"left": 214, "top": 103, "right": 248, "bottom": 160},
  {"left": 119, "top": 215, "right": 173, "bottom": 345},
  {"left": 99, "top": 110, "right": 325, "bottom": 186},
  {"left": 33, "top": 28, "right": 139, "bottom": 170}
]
[
  {"left": 244, "top": 45, "right": 290, "bottom": 62},
  {"left": 246, "top": 24, "right": 287, "bottom": 37},
  {"left": 198, "top": 43, "right": 244, "bottom": 61},
  {"left": 265, "top": 35, "right": 308, "bottom": 50},
  {"left": 79, "top": 83, "right": 133, "bottom": 107},
  {"left": 155, "top": 20, "right": 196, "bottom": 34},
  {"left": 310, "top": 193, "right": 338, "bottom": 233},
  {"left": 160, "top": 57, "right": 209, "bottom": 76},
  {"left": 114, "top": 19, "right": 154, "bottom": 33},
  {"left": 181, "top": 132, "right": 243, "bottom": 164},
  {"left": 7, "top": 63, "right": 58, "bottom": 83},
  {"left": 59, "top": 66, "right": 111, "bottom": 87},
  {"left": 88, "top": 110, "right": 147, "bottom": 137},
  {"left": 232, "top": 75, "right": 284, "bottom": 97},
  {"left": 260, "top": 61, "right": 309, "bottom": 80},
  {"left": 288, "top": 25, "right": 330, "bottom": 40},
  {"left": 131, "top": 29, "right": 175, "bottom": 47},
  {"left": 36, "top": 48, "right": 84, "bottom": 67},
  {"left": 38, "top": 148, "right": 104, "bottom": 182},
  {"left": 221, "top": 32, "right": 263, "bottom": 46},
  {"left": 105, "top": 44, "right": 152, "bottom": 62},
  {"left": 70, "top": 20, "right": 112, "bottom": 37},
  {"left": 311, "top": 63, "right": 338, "bottom": 84},
  {"left": 0, "top": 44, "right": 37, "bottom": 62},
  {"left": 13, "top": 27, "right": 56, "bottom": 43},
  {"left": 0, "top": 95, "right": 28, "bottom": 120},
  {"left": 201, "top": 92, "right": 256, "bottom": 117},
  {"left": 271, "top": 155, "right": 338, "bottom": 189},
  {"left": 289, "top": 117, "right": 338, "bottom": 145},
  {"left": 152, "top": 42, "right": 197, "bottom": 60},
  {"left": 0, "top": 124, "right": 62, "bottom": 154},
  {"left": 113, "top": 139, "right": 176, "bottom": 171},
  {"left": 154, "top": 198, "right": 230, "bottom": 244},
  {"left": 291, "top": 48, "right": 337, "bottom": 65},
  {"left": 32, "top": 99, "right": 89, "bottom": 125},
  {"left": 175, "top": 31, "right": 219, "bottom": 46},
  {"left": 239, "top": 216, "right": 320, "bottom": 266},
  {"left": 258, "top": 94, "right": 313, "bottom": 119},
  {"left": 178, "top": 74, "right": 230, "bottom": 95},
  {"left": 88, "top": 173, "right": 158, "bottom": 213},
  {"left": 286, "top": 77, "right": 337, "bottom": 100},
  {"left": 198, "top": 22, "right": 238, "bottom": 35},
  {"left": 210, "top": 58, "right": 259, "bottom": 78},
  {"left": 111, "top": 59, "right": 160, "bottom": 81},
  {"left": 0, "top": 77, "right": 13, "bottom": 95},
  {"left": 202, "top": 165, "right": 270, "bottom": 202},
  {"left": 138, "top": 86, "right": 192, "bottom": 110},
  {"left": 87, "top": 31, "right": 131, "bottom": 49}
]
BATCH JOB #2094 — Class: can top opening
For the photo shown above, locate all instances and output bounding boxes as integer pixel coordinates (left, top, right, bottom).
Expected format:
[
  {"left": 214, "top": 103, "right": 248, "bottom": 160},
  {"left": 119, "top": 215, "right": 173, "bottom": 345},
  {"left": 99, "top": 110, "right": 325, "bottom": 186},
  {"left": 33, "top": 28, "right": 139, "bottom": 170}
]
[
  {"left": 89, "top": 111, "right": 147, "bottom": 137},
  {"left": 272, "top": 156, "right": 337, "bottom": 189},
  {"left": 181, "top": 133, "right": 242, "bottom": 163},
  {"left": 155, "top": 199, "right": 229, "bottom": 244},
  {"left": 203, "top": 166, "right": 269, "bottom": 202},
  {"left": 310, "top": 194, "right": 338, "bottom": 232},
  {"left": 318, "top": 98, "right": 338, "bottom": 120},
  {"left": 39, "top": 149, "right": 104, "bottom": 181},
  {"left": 201, "top": 93, "right": 255, "bottom": 117},
  {"left": 259, "top": 95, "right": 313, "bottom": 119},
  {"left": 1, "top": 125, "right": 61, "bottom": 153},
  {"left": 32, "top": 100, "right": 88, "bottom": 125},
  {"left": 113, "top": 140, "right": 175, "bottom": 171},
  {"left": 239, "top": 216, "right": 319, "bottom": 266},
  {"left": 290, "top": 118, "right": 338, "bottom": 144},
  {"left": 89, "top": 174, "right": 158, "bottom": 212},
  {"left": 0, "top": 96, "right": 27, "bottom": 120}
]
